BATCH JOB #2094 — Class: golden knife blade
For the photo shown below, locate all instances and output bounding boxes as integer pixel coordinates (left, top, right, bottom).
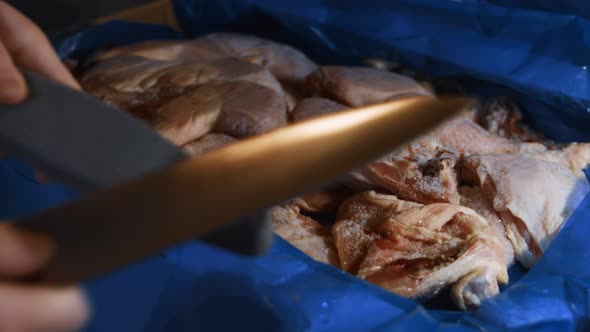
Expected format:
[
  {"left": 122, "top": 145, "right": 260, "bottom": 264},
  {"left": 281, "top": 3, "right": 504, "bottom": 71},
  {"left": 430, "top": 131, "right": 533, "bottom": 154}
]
[{"left": 15, "top": 95, "right": 472, "bottom": 285}]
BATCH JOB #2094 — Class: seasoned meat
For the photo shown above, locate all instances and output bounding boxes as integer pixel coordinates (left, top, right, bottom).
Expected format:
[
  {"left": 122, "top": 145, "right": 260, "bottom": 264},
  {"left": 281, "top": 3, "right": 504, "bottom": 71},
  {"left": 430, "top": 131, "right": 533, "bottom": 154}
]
[
  {"left": 332, "top": 191, "right": 421, "bottom": 273},
  {"left": 334, "top": 192, "right": 510, "bottom": 310},
  {"left": 271, "top": 205, "right": 340, "bottom": 267},
  {"left": 306, "top": 66, "right": 431, "bottom": 107},
  {"left": 356, "top": 142, "right": 462, "bottom": 204}
]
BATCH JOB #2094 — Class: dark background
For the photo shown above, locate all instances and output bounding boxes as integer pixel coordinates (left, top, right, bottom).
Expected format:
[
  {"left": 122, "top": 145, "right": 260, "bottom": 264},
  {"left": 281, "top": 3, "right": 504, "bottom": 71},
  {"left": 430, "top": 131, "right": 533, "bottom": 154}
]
[{"left": 6, "top": 0, "right": 153, "bottom": 39}]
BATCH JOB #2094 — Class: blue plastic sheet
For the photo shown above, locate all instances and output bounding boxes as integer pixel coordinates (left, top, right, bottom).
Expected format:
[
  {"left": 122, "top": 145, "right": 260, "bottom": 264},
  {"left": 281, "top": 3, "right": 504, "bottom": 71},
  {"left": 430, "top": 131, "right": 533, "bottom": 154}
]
[{"left": 2, "top": 0, "right": 590, "bottom": 331}]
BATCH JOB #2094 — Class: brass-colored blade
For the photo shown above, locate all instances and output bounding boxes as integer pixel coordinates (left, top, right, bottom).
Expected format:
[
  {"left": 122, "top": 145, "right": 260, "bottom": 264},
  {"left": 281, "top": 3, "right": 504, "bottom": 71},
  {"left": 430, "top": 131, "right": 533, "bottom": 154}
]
[{"left": 16, "top": 95, "right": 472, "bottom": 285}]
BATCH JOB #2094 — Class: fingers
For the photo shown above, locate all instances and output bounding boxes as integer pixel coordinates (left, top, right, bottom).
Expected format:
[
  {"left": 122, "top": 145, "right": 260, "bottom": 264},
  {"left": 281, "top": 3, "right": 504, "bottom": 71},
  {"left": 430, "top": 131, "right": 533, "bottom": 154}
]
[
  {"left": 0, "top": 284, "right": 89, "bottom": 332},
  {"left": 0, "top": 223, "right": 55, "bottom": 278},
  {"left": 0, "top": 40, "right": 27, "bottom": 103},
  {"left": 0, "top": 1, "right": 80, "bottom": 97}
]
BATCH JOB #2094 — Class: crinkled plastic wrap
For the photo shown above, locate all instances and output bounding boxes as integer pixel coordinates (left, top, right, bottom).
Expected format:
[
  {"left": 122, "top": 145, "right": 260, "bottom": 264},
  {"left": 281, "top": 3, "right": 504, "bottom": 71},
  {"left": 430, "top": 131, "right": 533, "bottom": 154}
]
[{"left": 1, "top": 1, "right": 590, "bottom": 331}]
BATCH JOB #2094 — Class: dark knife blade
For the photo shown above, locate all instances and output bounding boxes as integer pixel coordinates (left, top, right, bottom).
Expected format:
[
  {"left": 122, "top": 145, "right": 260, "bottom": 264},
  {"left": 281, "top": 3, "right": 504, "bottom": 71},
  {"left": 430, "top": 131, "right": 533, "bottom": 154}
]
[{"left": 0, "top": 72, "right": 186, "bottom": 191}]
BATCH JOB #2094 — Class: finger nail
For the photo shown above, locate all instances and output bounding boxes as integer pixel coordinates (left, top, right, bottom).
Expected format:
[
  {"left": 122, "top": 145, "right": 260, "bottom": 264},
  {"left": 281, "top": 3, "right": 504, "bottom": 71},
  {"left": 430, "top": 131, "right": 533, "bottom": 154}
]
[{"left": 0, "top": 76, "right": 27, "bottom": 104}]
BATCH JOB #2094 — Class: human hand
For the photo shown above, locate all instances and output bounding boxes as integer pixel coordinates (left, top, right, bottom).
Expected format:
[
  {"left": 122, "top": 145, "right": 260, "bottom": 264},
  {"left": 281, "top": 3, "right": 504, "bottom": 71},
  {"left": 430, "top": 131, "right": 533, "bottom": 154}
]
[
  {"left": 0, "top": 3, "right": 89, "bottom": 331},
  {"left": 0, "top": 223, "right": 88, "bottom": 331},
  {"left": 0, "top": 1, "right": 80, "bottom": 184},
  {"left": 0, "top": 1, "right": 80, "bottom": 104}
]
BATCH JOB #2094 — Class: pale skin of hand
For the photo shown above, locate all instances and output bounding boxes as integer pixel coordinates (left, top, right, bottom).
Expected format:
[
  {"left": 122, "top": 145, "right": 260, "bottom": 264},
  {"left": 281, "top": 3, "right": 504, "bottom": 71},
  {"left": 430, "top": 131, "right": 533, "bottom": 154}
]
[{"left": 0, "top": 1, "right": 89, "bottom": 331}]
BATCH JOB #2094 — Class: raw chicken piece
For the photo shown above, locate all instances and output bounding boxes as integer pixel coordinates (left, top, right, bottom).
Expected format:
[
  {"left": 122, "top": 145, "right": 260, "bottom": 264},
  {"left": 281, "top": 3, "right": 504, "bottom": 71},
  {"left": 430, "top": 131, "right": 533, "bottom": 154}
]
[
  {"left": 271, "top": 205, "right": 340, "bottom": 266},
  {"left": 476, "top": 97, "right": 548, "bottom": 143},
  {"left": 358, "top": 144, "right": 462, "bottom": 204},
  {"left": 88, "top": 33, "right": 318, "bottom": 88},
  {"left": 80, "top": 57, "right": 288, "bottom": 144},
  {"left": 155, "top": 81, "right": 287, "bottom": 144},
  {"left": 196, "top": 33, "right": 318, "bottom": 87},
  {"left": 81, "top": 56, "right": 285, "bottom": 105},
  {"left": 333, "top": 191, "right": 421, "bottom": 273},
  {"left": 427, "top": 116, "right": 546, "bottom": 156},
  {"left": 350, "top": 116, "right": 548, "bottom": 204},
  {"left": 357, "top": 203, "right": 510, "bottom": 310},
  {"left": 292, "top": 188, "right": 354, "bottom": 213},
  {"left": 182, "top": 133, "right": 237, "bottom": 156},
  {"left": 85, "top": 40, "right": 226, "bottom": 63},
  {"left": 291, "top": 97, "right": 349, "bottom": 122},
  {"left": 306, "top": 66, "right": 431, "bottom": 107},
  {"left": 462, "top": 154, "right": 590, "bottom": 268}
]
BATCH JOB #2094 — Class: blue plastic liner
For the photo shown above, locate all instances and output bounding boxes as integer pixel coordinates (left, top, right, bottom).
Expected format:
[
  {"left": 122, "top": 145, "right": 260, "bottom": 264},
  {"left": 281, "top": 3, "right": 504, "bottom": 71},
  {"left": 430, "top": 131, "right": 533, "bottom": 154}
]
[{"left": 2, "top": 0, "right": 590, "bottom": 331}]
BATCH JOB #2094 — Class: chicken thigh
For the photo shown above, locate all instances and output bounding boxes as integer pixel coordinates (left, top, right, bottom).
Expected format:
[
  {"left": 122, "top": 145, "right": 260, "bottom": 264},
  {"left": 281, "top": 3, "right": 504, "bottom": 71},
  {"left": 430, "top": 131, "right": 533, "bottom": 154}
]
[{"left": 333, "top": 191, "right": 511, "bottom": 310}]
